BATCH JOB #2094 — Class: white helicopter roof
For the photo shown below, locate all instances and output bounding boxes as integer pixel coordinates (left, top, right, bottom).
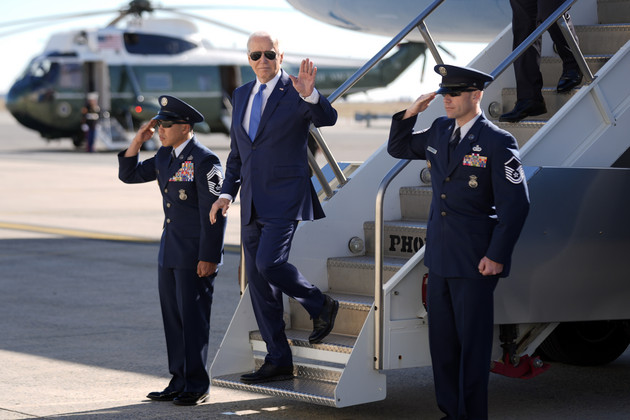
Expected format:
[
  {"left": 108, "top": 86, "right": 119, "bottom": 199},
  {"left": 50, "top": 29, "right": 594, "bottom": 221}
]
[{"left": 39, "top": 16, "right": 365, "bottom": 69}]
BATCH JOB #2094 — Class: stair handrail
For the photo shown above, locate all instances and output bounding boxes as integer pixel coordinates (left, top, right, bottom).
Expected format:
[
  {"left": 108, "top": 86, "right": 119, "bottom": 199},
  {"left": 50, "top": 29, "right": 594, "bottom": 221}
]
[
  {"left": 373, "top": 0, "right": 593, "bottom": 370},
  {"left": 309, "top": 0, "right": 446, "bottom": 199}
]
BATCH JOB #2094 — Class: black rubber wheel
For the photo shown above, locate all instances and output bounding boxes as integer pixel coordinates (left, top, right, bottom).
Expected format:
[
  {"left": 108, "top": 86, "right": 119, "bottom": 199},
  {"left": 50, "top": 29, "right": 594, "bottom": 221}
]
[{"left": 538, "top": 321, "right": 630, "bottom": 366}]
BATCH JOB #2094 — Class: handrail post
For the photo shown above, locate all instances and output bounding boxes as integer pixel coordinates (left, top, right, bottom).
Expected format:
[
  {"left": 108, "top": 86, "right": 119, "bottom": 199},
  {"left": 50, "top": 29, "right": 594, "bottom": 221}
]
[
  {"left": 374, "top": 159, "right": 410, "bottom": 369},
  {"left": 418, "top": 21, "right": 443, "bottom": 65},
  {"left": 557, "top": 14, "right": 594, "bottom": 83}
]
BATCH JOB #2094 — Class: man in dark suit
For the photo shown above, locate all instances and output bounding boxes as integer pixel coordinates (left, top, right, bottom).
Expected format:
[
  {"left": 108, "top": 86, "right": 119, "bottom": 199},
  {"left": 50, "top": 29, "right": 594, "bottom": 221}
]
[
  {"left": 210, "top": 31, "right": 338, "bottom": 384},
  {"left": 500, "top": 0, "right": 583, "bottom": 122},
  {"left": 118, "top": 96, "right": 226, "bottom": 406},
  {"left": 388, "top": 65, "right": 530, "bottom": 419}
]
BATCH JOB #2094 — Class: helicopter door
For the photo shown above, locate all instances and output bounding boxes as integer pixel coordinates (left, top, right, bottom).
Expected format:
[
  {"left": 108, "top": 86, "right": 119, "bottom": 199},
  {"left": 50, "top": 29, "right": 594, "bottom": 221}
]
[
  {"left": 84, "top": 61, "right": 110, "bottom": 111},
  {"left": 219, "top": 65, "right": 240, "bottom": 131}
]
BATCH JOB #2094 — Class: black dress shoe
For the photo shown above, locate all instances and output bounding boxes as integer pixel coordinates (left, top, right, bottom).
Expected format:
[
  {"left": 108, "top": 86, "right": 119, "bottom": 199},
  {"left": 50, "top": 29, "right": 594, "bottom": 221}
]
[
  {"left": 499, "top": 99, "right": 547, "bottom": 123},
  {"left": 309, "top": 294, "right": 339, "bottom": 344},
  {"left": 172, "top": 391, "right": 208, "bottom": 406},
  {"left": 146, "top": 388, "right": 182, "bottom": 401},
  {"left": 240, "top": 362, "right": 294, "bottom": 384},
  {"left": 557, "top": 68, "right": 583, "bottom": 93}
]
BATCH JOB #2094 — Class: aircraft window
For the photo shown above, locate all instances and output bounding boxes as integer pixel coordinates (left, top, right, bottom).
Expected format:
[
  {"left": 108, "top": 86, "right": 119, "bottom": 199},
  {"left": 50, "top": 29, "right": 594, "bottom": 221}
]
[
  {"left": 144, "top": 73, "right": 173, "bottom": 90},
  {"left": 123, "top": 33, "right": 197, "bottom": 55}
]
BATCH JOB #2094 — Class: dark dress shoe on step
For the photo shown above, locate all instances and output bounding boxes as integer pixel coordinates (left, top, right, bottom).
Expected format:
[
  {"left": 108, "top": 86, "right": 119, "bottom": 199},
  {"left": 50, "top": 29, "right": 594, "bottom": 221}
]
[
  {"left": 147, "top": 388, "right": 182, "bottom": 401},
  {"left": 173, "top": 391, "right": 209, "bottom": 406},
  {"left": 309, "top": 294, "right": 339, "bottom": 344},
  {"left": 240, "top": 362, "right": 294, "bottom": 384},
  {"left": 499, "top": 99, "right": 547, "bottom": 123},
  {"left": 557, "top": 68, "right": 583, "bottom": 93}
]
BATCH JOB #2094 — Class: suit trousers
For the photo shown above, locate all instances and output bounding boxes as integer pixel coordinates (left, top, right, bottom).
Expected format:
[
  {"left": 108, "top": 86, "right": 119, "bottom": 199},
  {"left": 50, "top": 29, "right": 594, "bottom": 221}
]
[
  {"left": 510, "top": 0, "right": 579, "bottom": 101},
  {"left": 427, "top": 272, "right": 499, "bottom": 420},
  {"left": 158, "top": 266, "right": 215, "bottom": 393},
  {"left": 242, "top": 217, "right": 325, "bottom": 366}
]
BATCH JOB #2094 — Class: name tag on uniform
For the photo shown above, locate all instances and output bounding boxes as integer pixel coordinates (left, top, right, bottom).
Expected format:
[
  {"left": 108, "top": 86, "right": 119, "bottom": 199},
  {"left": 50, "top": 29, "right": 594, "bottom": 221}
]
[
  {"left": 169, "top": 161, "right": 195, "bottom": 182},
  {"left": 463, "top": 153, "right": 487, "bottom": 168}
]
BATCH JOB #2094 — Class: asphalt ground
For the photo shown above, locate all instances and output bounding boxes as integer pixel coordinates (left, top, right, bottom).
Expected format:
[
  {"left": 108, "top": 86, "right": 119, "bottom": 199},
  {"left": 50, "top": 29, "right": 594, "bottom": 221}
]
[{"left": 1, "top": 109, "right": 629, "bottom": 419}]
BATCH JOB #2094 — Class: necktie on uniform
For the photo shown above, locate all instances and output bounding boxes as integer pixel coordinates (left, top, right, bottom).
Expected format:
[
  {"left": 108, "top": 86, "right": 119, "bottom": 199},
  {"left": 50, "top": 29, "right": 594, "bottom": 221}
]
[
  {"left": 448, "top": 127, "right": 461, "bottom": 163},
  {"left": 249, "top": 84, "right": 266, "bottom": 141}
]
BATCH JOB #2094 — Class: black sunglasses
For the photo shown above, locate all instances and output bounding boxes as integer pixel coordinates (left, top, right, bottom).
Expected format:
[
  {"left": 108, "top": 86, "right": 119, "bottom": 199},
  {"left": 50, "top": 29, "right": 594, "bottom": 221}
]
[
  {"left": 249, "top": 50, "right": 277, "bottom": 61},
  {"left": 155, "top": 120, "right": 187, "bottom": 128},
  {"left": 441, "top": 88, "right": 477, "bottom": 97}
]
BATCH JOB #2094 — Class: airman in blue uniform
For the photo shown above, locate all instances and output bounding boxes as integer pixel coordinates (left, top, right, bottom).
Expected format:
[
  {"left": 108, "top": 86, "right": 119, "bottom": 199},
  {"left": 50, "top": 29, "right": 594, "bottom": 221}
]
[
  {"left": 388, "top": 65, "right": 530, "bottom": 420},
  {"left": 118, "top": 95, "right": 226, "bottom": 406}
]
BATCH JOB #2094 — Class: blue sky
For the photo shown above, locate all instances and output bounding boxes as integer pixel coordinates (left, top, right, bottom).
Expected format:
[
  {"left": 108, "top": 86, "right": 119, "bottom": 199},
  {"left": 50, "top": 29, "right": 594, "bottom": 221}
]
[{"left": 0, "top": 0, "right": 484, "bottom": 100}]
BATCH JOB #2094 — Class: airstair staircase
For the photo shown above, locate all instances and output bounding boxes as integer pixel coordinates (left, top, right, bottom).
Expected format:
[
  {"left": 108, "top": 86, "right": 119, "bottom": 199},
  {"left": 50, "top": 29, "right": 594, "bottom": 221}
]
[{"left": 211, "top": 0, "right": 630, "bottom": 407}]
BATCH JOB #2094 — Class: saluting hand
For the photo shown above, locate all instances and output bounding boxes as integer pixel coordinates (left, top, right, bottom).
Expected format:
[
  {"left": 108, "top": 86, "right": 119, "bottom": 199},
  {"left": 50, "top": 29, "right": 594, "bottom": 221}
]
[
  {"left": 124, "top": 120, "right": 157, "bottom": 157},
  {"left": 403, "top": 92, "right": 437, "bottom": 120},
  {"left": 289, "top": 58, "right": 317, "bottom": 98}
]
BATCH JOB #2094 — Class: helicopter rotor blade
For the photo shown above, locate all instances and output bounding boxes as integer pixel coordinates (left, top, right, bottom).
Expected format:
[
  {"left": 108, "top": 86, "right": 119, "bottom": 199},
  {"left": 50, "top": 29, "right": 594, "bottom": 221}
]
[
  {"left": 162, "top": 10, "right": 251, "bottom": 36},
  {"left": 0, "top": 9, "right": 118, "bottom": 28}
]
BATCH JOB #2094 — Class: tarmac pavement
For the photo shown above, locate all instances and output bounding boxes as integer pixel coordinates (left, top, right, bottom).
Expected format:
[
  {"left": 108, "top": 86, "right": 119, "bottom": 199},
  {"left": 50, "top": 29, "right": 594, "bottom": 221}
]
[{"left": 1, "top": 110, "right": 630, "bottom": 419}]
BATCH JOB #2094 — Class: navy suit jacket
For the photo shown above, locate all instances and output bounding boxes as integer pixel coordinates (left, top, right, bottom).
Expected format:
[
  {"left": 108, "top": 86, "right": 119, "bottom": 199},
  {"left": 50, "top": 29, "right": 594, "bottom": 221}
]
[
  {"left": 118, "top": 137, "right": 226, "bottom": 269},
  {"left": 222, "top": 69, "right": 338, "bottom": 225},
  {"left": 388, "top": 112, "right": 529, "bottom": 278}
]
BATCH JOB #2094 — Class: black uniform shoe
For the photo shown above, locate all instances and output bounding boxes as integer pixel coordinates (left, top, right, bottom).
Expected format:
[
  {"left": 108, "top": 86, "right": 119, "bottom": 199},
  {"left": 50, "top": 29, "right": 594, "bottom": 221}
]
[
  {"left": 309, "top": 294, "right": 339, "bottom": 344},
  {"left": 240, "top": 362, "right": 294, "bottom": 384},
  {"left": 499, "top": 99, "right": 547, "bottom": 123},
  {"left": 172, "top": 391, "right": 209, "bottom": 406},
  {"left": 147, "top": 388, "right": 182, "bottom": 401},
  {"left": 557, "top": 68, "right": 583, "bottom": 93}
]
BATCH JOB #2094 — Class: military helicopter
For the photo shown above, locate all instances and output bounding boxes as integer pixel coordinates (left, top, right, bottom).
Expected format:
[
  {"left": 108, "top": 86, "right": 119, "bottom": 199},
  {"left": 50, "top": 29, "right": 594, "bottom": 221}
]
[{"left": 4, "top": 1, "right": 427, "bottom": 149}]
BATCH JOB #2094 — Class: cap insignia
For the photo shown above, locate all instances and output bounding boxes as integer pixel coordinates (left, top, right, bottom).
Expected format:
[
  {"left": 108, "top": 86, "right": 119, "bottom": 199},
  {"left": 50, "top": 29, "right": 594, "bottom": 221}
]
[
  {"left": 160, "top": 97, "right": 168, "bottom": 106},
  {"left": 438, "top": 66, "right": 447, "bottom": 77}
]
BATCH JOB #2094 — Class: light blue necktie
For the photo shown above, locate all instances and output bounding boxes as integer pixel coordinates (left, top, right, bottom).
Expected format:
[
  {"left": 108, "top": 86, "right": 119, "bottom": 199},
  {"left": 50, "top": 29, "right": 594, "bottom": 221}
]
[{"left": 248, "top": 84, "right": 266, "bottom": 140}]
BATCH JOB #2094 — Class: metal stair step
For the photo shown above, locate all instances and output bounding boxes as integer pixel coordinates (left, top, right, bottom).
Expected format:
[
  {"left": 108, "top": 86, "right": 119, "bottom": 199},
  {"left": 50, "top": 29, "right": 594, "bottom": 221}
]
[
  {"left": 289, "top": 292, "right": 373, "bottom": 337},
  {"left": 494, "top": 120, "right": 546, "bottom": 148},
  {"left": 399, "top": 185, "right": 432, "bottom": 221},
  {"left": 539, "top": 55, "right": 609, "bottom": 88},
  {"left": 500, "top": 87, "right": 578, "bottom": 119},
  {"left": 575, "top": 24, "right": 630, "bottom": 54},
  {"left": 212, "top": 361, "right": 340, "bottom": 407},
  {"left": 598, "top": 0, "right": 630, "bottom": 24},
  {"left": 364, "top": 219, "right": 427, "bottom": 258},
  {"left": 249, "top": 329, "right": 356, "bottom": 364},
  {"left": 327, "top": 255, "right": 408, "bottom": 295}
]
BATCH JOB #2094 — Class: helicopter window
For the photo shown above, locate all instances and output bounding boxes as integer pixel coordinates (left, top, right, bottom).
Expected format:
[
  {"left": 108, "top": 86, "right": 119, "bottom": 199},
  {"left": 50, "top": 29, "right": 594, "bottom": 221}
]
[
  {"left": 144, "top": 73, "right": 172, "bottom": 90},
  {"left": 123, "top": 33, "right": 197, "bottom": 55},
  {"left": 58, "top": 63, "right": 83, "bottom": 89}
]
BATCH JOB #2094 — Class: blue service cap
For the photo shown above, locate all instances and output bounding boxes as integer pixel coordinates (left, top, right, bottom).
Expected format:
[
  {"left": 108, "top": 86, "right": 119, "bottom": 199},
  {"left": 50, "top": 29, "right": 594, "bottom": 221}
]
[
  {"left": 153, "top": 95, "right": 204, "bottom": 124},
  {"left": 434, "top": 64, "right": 494, "bottom": 94}
]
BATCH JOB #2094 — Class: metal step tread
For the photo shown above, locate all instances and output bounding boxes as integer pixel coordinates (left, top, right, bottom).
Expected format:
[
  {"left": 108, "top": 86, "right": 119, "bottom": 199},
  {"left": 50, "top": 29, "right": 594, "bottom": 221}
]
[
  {"left": 495, "top": 120, "right": 546, "bottom": 128},
  {"left": 250, "top": 329, "right": 357, "bottom": 354},
  {"left": 328, "top": 255, "right": 409, "bottom": 271},
  {"left": 364, "top": 219, "right": 428, "bottom": 229},
  {"left": 212, "top": 373, "right": 337, "bottom": 407},
  {"left": 400, "top": 185, "right": 432, "bottom": 193},
  {"left": 576, "top": 23, "right": 630, "bottom": 30}
]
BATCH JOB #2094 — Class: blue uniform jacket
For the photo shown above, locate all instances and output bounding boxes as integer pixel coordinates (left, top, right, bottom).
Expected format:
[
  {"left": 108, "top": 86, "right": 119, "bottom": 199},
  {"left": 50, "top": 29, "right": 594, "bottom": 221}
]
[
  {"left": 222, "top": 69, "right": 338, "bottom": 225},
  {"left": 118, "top": 137, "right": 226, "bottom": 269},
  {"left": 388, "top": 112, "right": 529, "bottom": 278}
]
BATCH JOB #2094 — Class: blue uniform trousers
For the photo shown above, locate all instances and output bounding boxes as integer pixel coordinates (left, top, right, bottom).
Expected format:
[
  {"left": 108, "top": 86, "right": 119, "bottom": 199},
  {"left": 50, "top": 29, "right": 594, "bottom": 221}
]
[
  {"left": 427, "top": 272, "right": 499, "bottom": 420},
  {"left": 242, "top": 217, "right": 325, "bottom": 367},
  {"left": 158, "top": 266, "right": 215, "bottom": 393}
]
